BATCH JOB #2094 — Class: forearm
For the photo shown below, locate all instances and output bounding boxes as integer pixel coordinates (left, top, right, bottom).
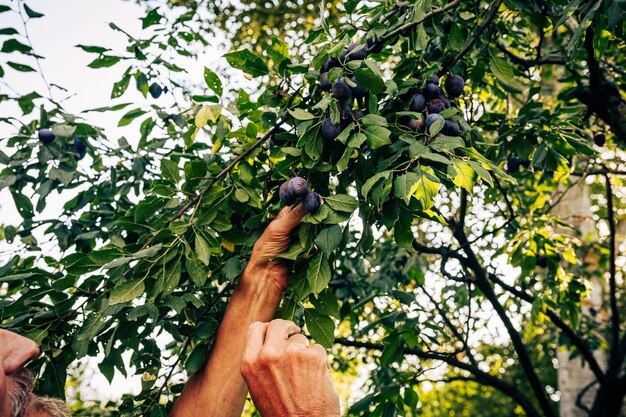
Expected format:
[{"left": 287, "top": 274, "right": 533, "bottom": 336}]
[{"left": 169, "top": 268, "right": 284, "bottom": 417}]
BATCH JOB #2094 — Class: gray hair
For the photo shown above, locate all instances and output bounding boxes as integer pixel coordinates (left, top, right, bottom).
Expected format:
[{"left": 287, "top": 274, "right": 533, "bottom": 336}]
[{"left": 9, "top": 368, "right": 71, "bottom": 417}]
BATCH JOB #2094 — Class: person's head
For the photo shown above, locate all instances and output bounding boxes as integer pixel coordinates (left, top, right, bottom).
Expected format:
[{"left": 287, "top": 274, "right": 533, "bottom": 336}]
[{"left": 0, "top": 329, "right": 71, "bottom": 417}]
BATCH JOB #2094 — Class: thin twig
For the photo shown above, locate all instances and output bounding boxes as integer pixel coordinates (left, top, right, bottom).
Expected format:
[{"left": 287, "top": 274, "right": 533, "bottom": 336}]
[{"left": 439, "top": 0, "right": 504, "bottom": 76}]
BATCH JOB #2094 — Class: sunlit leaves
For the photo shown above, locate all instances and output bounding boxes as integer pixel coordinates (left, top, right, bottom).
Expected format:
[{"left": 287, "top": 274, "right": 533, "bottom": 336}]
[
  {"left": 203, "top": 67, "right": 223, "bottom": 96},
  {"left": 223, "top": 49, "right": 269, "bottom": 77}
]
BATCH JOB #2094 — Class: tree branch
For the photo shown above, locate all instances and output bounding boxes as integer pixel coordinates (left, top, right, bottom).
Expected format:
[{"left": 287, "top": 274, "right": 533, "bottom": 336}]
[
  {"left": 439, "top": 0, "right": 504, "bottom": 76},
  {"left": 371, "top": 0, "right": 464, "bottom": 52},
  {"left": 335, "top": 337, "right": 543, "bottom": 417},
  {"left": 452, "top": 228, "right": 557, "bottom": 417},
  {"left": 604, "top": 173, "right": 621, "bottom": 377},
  {"left": 488, "top": 273, "right": 607, "bottom": 387},
  {"left": 496, "top": 43, "right": 566, "bottom": 70}
]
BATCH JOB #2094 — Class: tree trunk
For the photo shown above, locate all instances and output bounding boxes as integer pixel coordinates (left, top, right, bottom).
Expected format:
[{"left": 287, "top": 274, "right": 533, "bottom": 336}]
[{"left": 552, "top": 183, "right": 609, "bottom": 417}]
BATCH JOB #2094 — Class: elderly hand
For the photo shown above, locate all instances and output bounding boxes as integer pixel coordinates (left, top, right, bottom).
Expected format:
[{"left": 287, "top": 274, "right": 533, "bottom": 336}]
[
  {"left": 242, "top": 204, "right": 308, "bottom": 293},
  {"left": 240, "top": 320, "right": 340, "bottom": 417}
]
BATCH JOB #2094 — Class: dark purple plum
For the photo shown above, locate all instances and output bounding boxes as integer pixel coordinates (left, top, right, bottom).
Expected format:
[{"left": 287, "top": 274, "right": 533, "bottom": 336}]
[
  {"left": 302, "top": 191, "right": 321, "bottom": 213},
  {"left": 149, "top": 83, "right": 163, "bottom": 99},
  {"left": 437, "top": 88, "right": 451, "bottom": 107},
  {"left": 350, "top": 76, "right": 367, "bottom": 98},
  {"left": 441, "top": 119, "right": 460, "bottom": 136},
  {"left": 279, "top": 181, "right": 296, "bottom": 205},
  {"left": 445, "top": 75, "right": 465, "bottom": 98},
  {"left": 407, "top": 118, "right": 424, "bottom": 131},
  {"left": 507, "top": 157, "right": 522, "bottom": 174},
  {"left": 345, "top": 42, "right": 367, "bottom": 61},
  {"left": 288, "top": 176, "right": 308, "bottom": 198},
  {"left": 423, "top": 82, "right": 439, "bottom": 99},
  {"left": 425, "top": 113, "right": 444, "bottom": 130},
  {"left": 430, "top": 74, "right": 440, "bottom": 85},
  {"left": 331, "top": 77, "right": 352, "bottom": 101},
  {"left": 594, "top": 134, "right": 606, "bottom": 147},
  {"left": 322, "top": 56, "right": 340, "bottom": 72},
  {"left": 320, "top": 72, "right": 332, "bottom": 91},
  {"left": 270, "top": 127, "right": 288, "bottom": 146},
  {"left": 427, "top": 99, "right": 446, "bottom": 114},
  {"left": 73, "top": 138, "right": 87, "bottom": 161},
  {"left": 410, "top": 93, "right": 426, "bottom": 112},
  {"left": 352, "top": 109, "right": 365, "bottom": 120},
  {"left": 321, "top": 118, "right": 342, "bottom": 140},
  {"left": 38, "top": 128, "right": 55, "bottom": 144}
]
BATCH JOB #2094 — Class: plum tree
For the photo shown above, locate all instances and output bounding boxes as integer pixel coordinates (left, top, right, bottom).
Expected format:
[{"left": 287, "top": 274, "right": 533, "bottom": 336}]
[{"left": 594, "top": 133, "right": 606, "bottom": 147}]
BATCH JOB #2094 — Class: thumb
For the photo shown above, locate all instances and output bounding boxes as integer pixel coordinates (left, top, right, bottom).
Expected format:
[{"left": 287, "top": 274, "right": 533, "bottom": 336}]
[{"left": 277, "top": 204, "right": 308, "bottom": 231}]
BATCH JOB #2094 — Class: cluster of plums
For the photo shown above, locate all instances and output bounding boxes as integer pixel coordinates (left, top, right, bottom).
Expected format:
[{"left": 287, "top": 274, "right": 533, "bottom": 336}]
[
  {"left": 38, "top": 128, "right": 87, "bottom": 160},
  {"left": 404, "top": 74, "right": 464, "bottom": 136},
  {"left": 318, "top": 43, "right": 369, "bottom": 141},
  {"left": 278, "top": 176, "right": 321, "bottom": 213}
]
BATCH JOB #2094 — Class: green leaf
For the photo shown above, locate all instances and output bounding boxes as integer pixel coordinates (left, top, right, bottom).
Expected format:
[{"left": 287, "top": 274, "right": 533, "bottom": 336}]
[
  {"left": 394, "top": 172, "right": 420, "bottom": 204},
  {"left": 430, "top": 136, "right": 464, "bottom": 152},
  {"left": 51, "top": 124, "right": 76, "bottom": 137},
  {"left": 111, "top": 72, "right": 131, "bottom": 99},
  {"left": 133, "top": 244, "right": 163, "bottom": 259},
  {"left": 186, "top": 255, "right": 209, "bottom": 287},
  {"left": 88, "top": 55, "right": 121, "bottom": 69},
  {"left": 7, "top": 62, "right": 35, "bottom": 72},
  {"left": 306, "top": 252, "right": 331, "bottom": 294},
  {"left": 288, "top": 108, "right": 316, "bottom": 120},
  {"left": 75, "top": 44, "right": 110, "bottom": 54},
  {"left": 142, "top": 8, "right": 163, "bottom": 28},
  {"left": 354, "top": 67, "right": 385, "bottom": 95},
  {"left": 448, "top": 160, "right": 475, "bottom": 192},
  {"left": 160, "top": 159, "right": 180, "bottom": 183},
  {"left": 0, "top": 5, "right": 12, "bottom": 13},
  {"left": 304, "top": 309, "right": 335, "bottom": 348},
  {"left": 1, "top": 38, "right": 31, "bottom": 54},
  {"left": 413, "top": 167, "right": 441, "bottom": 210},
  {"left": 195, "top": 234, "right": 211, "bottom": 266},
  {"left": 203, "top": 67, "right": 223, "bottom": 96},
  {"left": 314, "top": 225, "right": 342, "bottom": 256},
  {"left": 0, "top": 28, "right": 18, "bottom": 35},
  {"left": 267, "top": 36, "right": 289, "bottom": 65},
  {"left": 109, "top": 279, "right": 145, "bottom": 305},
  {"left": 118, "top": 108, "right": 146, "bottom": 126},
  {"left": 364, "top": 125, "right": 391, "bottom": 150},
  {"left": 428, "top": 117, "right": 445, "bottom": 136},
  {"left": 310, "top": 289, "right": 340, "bottom": 318},
  {"left": 24, "top": 4, "right": 44, "bottom": 18},
  {"left": 223, "top": 49, "right": 269, "bottom": 77},
  {"left": 362, "top": 171, "right": 392, "bottom": 198},
  {"left": 324, "top": 194, "right": 358, "bottom": 212}
]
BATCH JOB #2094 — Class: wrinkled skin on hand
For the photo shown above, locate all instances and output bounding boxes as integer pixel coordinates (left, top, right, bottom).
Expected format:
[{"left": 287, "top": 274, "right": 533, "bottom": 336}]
[
  {"left": 241, "top": 320, "right": 341, "bottom": 417},
  {"left": 244, "top": 204, "right": 308, "bottom": 293}
]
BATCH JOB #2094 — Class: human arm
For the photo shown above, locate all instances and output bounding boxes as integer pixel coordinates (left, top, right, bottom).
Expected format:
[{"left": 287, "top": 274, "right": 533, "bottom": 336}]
[{"left": 169, "top": 204, "right": 308, "bottom": 417}]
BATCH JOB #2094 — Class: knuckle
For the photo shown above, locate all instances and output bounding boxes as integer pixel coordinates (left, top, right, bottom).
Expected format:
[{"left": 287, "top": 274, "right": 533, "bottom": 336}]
[{"left": 259, "top": 347, "right": 281, "bottom": 365}]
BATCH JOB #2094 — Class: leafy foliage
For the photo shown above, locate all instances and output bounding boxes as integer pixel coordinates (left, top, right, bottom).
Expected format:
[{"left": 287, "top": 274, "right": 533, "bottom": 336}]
[{"left": 1, "top": 0, "right": 626, "bottom": 416}]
